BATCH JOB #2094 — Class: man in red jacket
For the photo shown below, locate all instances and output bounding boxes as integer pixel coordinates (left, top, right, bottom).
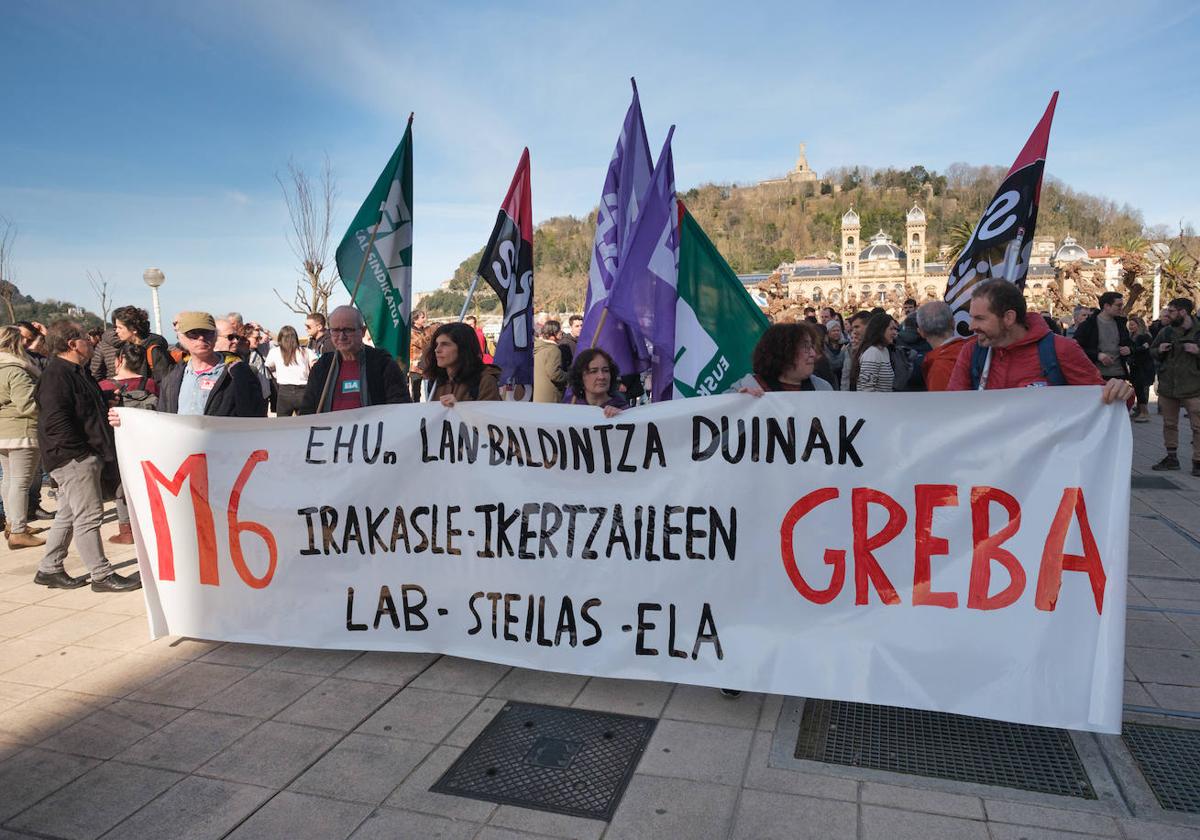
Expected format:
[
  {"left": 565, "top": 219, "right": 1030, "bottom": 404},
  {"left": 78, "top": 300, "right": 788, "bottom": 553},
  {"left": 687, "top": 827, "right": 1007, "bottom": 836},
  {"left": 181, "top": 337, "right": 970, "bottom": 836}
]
[{"left": 947, "top": 279, "right": 1133, "bottom": 404}]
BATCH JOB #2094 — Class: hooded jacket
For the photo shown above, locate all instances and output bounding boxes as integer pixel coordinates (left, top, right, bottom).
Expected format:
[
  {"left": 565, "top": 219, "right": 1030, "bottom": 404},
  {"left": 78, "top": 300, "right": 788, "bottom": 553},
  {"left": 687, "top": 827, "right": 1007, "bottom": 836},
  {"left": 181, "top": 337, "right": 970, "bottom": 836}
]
[
  {"left": 947, "top": 313, "right": 1103, "bottom": 390},
  {"left": 0, "top": 351, "right": 39, "bottom": 444}
]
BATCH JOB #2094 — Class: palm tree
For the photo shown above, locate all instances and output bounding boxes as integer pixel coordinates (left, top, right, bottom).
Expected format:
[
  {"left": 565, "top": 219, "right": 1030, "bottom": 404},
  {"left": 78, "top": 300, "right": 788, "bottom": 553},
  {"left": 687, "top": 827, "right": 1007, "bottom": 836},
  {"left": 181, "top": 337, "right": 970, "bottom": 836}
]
[{"left": 945, "top": 220, "right": 976, "bottom": 266}]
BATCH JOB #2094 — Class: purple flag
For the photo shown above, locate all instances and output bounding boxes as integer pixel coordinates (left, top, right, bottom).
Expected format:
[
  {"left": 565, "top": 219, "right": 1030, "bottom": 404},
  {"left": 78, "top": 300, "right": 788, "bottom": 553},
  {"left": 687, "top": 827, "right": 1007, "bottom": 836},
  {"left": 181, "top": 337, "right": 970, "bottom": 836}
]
[
  {"left": 605, "top": 126, "right": 678, "bottom": 402},
  {"left": 578, "top": 78, "right": 654, "bottom": 375}
]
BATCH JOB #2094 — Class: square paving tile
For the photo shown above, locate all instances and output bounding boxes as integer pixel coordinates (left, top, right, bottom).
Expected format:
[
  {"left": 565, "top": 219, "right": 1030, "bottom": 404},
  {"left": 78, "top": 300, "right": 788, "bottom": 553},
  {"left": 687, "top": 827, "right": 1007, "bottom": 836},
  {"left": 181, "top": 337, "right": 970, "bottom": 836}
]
[
  {"left": 100, "top": 775, "right": 274, "bottom": 840},
  {"left": 198, "top": 668, "right": 322, "bottom": 718},
  {"left": 357, "top": 686, "right": 480, "bottom": 743},
  {"left": 7, "top": 760, "right": 182, "bottom": 840},
  {"left": 275, "top": 677, "right": 398, "bottom": 731},
  {"left": 661, "top": 684, "right": 762, "bottom": 729},
  {"left": 197, "top": 720, "right": 341, "bottom": 788},
  {"left": 731, "top": 788, "right": 857, "bottom": 840},
  {"left": 289, "top": 732, "right": 432, "bottom": 804},
  {"left": 0, "top": 689, "right": 113, "bottom": 744},
  {"left": 571, "top": 677, "right": 672, "bottom": 717},
  {"left": 38, "top": 699, "right": 185, "bottom": 759},
  {"left": 22, "top": 608, "right": 128, "bottom": 645},
  {"left": 605, "top": 774, "right": 738, "bottom": 840},
  {"left": 488, "top": 667, "right": 588, "bottom": 705},
  {"left": 125, "top": 661, "right": 253, "bottom": 708},
  {"left": 198, "top": 641, "right": 287, "bottom": 668},
  {"left": 225, "top": 790, "right": 372, "bottom": 840},
  {"left": 67, "top": 652, "right": 185, "bottom": 699},
  {"left": 334, "top": 650, "right": 437, "bottom": 685},
  {"left": 636, "top": 718, "right": 753, "bottom": 786},
  {"left": 409, "top": 655, "right": 511, "bottom": 695},
  {"left": 264, "top": 647, "right": 362, "bottom": 676},
  {"left": 860, "top": 804, "right": 988, "bottom": 840},
  {"left": 115, "top": 709, "right": 259, "bottom": 772},
  {"left": 1, "top": 644, "right": 114, "bottom": 688},
  {"left": 347, "top": 808, "right": 479, "bottom": 840},
  {"left": 0, "top": 746, "right": 100, "bottom": 821}
]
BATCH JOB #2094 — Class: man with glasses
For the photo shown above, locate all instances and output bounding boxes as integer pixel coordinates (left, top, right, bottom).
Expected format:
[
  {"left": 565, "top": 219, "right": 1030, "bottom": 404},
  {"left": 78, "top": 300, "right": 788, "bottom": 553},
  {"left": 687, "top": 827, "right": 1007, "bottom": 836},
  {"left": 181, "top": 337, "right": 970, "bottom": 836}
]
[
  {"left": 34, "top": 320, "right": 140, "bottom": 592},
  {"left": 1152, "top": 298, "right": 1200, "bottom": 474},
  {"left": 300, "top": 305, "right": 410, "bottom": 414},
  {"left": 142, "top": 312, "right": 265, "bottom": 417}
]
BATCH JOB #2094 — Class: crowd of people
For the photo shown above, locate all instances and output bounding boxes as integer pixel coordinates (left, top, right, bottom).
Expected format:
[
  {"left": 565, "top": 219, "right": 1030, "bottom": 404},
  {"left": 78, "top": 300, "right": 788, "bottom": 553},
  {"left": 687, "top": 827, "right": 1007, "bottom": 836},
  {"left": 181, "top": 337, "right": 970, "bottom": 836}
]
[{"left": 4, "top": 279, "right": 1169, "bottom": 595}]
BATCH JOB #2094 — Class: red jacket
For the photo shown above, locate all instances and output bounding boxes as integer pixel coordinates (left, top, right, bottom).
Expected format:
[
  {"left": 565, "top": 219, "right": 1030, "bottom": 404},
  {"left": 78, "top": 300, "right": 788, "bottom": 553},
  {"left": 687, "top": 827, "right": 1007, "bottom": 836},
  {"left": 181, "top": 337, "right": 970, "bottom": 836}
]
[
  {"left": 947, "top": 313, "right": 1103, "bottom": 390},
  {"left": 922, "top": 339, "right": 964, "bottom": 392}
]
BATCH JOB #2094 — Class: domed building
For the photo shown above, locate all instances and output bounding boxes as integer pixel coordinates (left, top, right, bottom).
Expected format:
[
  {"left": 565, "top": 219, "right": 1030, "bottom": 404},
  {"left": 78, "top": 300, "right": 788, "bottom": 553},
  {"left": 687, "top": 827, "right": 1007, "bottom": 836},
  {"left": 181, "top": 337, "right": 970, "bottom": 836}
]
[
  {"left": 779, "top": 205, "right": 948, "bottom": 306},
  {"left": 772, "top": 209, "right": 1111, "bottom": 310}
]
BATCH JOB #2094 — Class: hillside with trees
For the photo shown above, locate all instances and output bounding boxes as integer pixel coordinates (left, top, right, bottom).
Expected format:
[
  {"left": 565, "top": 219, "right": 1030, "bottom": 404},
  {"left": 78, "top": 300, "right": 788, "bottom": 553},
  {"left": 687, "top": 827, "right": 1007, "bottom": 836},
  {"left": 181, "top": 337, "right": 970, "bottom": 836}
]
[{"left": 422, "top": 163, "right": 1165, "bottom": 316}]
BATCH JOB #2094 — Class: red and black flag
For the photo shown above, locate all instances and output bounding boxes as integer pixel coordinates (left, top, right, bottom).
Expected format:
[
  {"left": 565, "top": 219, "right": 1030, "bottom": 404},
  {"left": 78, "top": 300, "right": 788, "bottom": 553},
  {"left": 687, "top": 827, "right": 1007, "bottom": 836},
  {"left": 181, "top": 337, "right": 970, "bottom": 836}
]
[
  {"left": 476, "top": 148, "right": 534, "bottom": 389},
  {"left": 945, "top": 92, "right": 1059, "bottom": 337}
]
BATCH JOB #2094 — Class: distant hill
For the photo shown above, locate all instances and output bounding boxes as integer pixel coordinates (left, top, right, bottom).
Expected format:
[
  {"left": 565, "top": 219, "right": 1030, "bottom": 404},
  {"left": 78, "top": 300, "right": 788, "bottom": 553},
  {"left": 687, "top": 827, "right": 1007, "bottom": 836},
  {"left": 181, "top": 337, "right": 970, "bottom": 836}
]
[
  {"left": 1, "top": 284, "right": 102, "bottom": 328},
  {"left": 424, "top": 163, "right": 1148, "bottom": 316}
]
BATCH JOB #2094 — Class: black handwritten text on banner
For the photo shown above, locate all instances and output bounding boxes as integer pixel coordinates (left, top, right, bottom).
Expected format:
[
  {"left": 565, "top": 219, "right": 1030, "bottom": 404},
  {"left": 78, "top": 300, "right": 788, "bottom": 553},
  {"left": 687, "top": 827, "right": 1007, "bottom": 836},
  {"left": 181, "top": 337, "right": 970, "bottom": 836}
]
[{"left": 114, "top": 390, "right": 1130, "bottom": 733}]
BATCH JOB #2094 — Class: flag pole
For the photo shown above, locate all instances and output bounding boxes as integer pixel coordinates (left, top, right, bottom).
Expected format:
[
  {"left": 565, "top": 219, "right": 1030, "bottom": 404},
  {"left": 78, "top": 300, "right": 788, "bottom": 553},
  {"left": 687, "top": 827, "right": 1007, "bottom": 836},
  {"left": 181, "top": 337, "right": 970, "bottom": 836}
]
[
  {"left": 457, "top": 273, "right": 483, "bottom": 321},
  {"left": 589, "top": 306, "right": 610, "bottom": 349},
  {"left": 350, "top": 113, "right": 414, "bottom": 305}
]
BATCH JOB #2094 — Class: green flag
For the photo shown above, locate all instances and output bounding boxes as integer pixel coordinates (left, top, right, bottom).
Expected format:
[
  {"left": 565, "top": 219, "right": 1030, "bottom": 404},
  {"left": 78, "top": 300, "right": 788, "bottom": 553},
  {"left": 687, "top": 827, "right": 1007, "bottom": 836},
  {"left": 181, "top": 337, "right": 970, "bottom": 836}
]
[
  {"left": 673, "top": 201, "right": 769, "bottom": 397},
  {"left": 336, "top": 118, "right": 413, "bottom": 366}
]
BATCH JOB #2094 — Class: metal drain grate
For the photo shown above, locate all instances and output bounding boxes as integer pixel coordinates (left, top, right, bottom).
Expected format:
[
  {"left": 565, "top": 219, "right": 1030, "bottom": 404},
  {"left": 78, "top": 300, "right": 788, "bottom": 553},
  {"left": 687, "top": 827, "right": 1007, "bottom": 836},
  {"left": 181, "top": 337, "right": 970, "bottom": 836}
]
[
  {"left": 1124, "top": 723, "right": 1200, "bottom": 813},
  {"left": 795, "top": 700, "right": 1095, "bottom": 798},
  {"left": 1132, "top": 476, "right": 1180, "bottom": 490},
  {"left": 431, "top": 701, "right": 656, "bottom": 821}
]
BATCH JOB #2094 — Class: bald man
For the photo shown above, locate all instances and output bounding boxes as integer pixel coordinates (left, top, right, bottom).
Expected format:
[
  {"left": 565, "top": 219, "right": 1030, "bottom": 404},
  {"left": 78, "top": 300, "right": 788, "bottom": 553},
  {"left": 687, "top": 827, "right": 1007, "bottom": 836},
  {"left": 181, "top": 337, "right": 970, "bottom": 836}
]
[{"left": 300, "top": 305, "right": 410, "bottom": 413}]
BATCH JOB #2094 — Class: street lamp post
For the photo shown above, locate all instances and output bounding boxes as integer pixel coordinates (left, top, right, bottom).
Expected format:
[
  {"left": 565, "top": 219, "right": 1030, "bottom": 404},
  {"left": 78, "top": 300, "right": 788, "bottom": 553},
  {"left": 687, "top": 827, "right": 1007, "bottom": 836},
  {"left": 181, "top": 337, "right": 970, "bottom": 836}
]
[
  {"left": 143, "top": 268, "right": 165, "bottom": 336},
  {"left": 1149, "top": 243, "right": 1170, "bottom": 317}
]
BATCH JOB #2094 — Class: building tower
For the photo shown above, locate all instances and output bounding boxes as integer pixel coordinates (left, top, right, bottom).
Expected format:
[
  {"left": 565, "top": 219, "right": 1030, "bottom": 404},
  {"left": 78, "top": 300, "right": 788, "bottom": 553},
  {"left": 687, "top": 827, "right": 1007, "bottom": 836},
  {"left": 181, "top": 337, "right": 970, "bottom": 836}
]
[
  {"left": 906, "top": 205, "right": 926, "bottom": 279},
  {"left": 841, "top": 208, "right": 861, "bottom": 279}
]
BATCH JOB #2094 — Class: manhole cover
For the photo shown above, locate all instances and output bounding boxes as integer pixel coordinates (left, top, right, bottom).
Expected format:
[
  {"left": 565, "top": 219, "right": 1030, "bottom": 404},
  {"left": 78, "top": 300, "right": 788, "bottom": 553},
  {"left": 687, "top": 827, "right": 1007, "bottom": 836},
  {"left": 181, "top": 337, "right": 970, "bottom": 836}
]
[
  {"left": 431, "top": 701, "right": 656, "bottom": 821},
  {"left": 1132, "top": 476, "right": 1180, "bottom": 490},
  {"left": 1124, "top": 723, "right": 1200, "bottom": 813},
  {"left": 795, "top": 700, "right": 1095, "bottom": 798}
]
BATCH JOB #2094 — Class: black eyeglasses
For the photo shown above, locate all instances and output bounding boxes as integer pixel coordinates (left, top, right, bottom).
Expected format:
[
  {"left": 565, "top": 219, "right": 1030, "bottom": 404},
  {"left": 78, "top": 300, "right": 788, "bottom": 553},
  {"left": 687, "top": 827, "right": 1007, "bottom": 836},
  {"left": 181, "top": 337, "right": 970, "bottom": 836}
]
[{"left": 330, "top": 327, "right": 361, "bottom": 336}]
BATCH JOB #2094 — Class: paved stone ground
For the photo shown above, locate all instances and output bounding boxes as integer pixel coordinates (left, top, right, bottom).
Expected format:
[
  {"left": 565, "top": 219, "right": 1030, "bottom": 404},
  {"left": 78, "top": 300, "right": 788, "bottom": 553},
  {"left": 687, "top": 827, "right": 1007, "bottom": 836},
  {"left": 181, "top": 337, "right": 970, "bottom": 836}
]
[{"left": 2, "top": 410, "right": 1200, "bottom": 839}]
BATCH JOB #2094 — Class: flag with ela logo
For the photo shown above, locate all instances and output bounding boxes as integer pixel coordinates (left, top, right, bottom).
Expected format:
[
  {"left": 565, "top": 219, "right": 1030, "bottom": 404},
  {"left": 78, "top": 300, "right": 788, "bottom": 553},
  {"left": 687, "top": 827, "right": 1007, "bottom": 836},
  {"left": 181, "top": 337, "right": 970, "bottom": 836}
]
[
  {"left": 673, "top": 200, "right": 769, "bottom": 397},
  {"left": 336, "top": 116, "right": 414, "bottom": 366}
]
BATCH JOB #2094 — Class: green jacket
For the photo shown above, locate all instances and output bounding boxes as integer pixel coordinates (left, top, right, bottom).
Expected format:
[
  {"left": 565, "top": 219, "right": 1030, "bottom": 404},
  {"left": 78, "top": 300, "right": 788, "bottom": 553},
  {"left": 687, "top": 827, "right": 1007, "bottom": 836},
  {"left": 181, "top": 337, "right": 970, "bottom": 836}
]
[
  {"left": 0, "top": 352, "right": 39, "bottom": 443},
  {"left": 1155, "top": 321, "right": 1200, "bottom": 399}
]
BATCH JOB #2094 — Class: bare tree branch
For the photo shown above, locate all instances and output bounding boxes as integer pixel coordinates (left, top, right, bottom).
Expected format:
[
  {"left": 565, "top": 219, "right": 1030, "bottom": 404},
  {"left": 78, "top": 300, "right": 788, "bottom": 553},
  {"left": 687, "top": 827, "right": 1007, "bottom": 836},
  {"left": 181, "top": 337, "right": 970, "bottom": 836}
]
[
  {"left": 274, "top": 156, "right": 340, "bottom": 318},
  {"left": 0, "top": 216, "right": 17, "bottom": 323},
  {"left": 86, "top": 269, "right": 112, "bottom": 324}
]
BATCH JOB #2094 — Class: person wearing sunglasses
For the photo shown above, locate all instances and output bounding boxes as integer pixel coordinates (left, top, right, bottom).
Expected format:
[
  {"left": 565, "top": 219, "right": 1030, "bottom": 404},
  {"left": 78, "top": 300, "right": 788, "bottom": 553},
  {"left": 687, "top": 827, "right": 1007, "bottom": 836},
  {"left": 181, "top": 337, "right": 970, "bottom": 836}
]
[{"left": 112, "top": 311, "right": 266, "bottom": 420}]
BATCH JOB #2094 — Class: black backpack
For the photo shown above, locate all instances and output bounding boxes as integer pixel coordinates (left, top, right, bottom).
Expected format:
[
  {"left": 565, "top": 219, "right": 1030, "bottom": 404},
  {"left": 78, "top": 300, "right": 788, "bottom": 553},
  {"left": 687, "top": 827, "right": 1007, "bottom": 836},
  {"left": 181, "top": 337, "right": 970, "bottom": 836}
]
[{"left": 118, "top": 376, "right": 158, "bottom": 411}]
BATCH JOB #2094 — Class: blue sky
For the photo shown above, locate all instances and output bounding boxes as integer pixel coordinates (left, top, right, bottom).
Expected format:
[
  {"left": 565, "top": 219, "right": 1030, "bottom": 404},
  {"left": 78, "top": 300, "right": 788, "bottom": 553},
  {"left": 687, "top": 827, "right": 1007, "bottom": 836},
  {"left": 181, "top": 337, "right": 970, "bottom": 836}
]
[{"left": 2, "top": 0, "right": 1197, "bottom": 333}]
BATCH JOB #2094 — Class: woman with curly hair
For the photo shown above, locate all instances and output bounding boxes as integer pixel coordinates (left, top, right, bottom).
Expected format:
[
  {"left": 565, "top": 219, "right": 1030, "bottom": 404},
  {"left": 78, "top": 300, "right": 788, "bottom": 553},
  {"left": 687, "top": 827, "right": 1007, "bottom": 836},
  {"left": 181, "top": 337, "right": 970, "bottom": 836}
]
[
  {"left": 738, "top": 321, "right": 832, "bottom": 395},
  {"left": 424, "top": 322, "right": 502, "bottom": 407},
  {"left": 564, "top": 348, "right": 627, "bottom": 418},
  {"left": 108, "top": 304, "right": 174, "bottom": 384}
]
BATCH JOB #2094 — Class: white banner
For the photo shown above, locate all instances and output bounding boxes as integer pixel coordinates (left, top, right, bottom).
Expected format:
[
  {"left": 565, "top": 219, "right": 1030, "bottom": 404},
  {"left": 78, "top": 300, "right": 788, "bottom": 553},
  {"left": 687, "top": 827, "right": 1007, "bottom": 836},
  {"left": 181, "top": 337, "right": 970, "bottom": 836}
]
[{"left": 114, "top": 389, "right": 1130, "bottom": 732}]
